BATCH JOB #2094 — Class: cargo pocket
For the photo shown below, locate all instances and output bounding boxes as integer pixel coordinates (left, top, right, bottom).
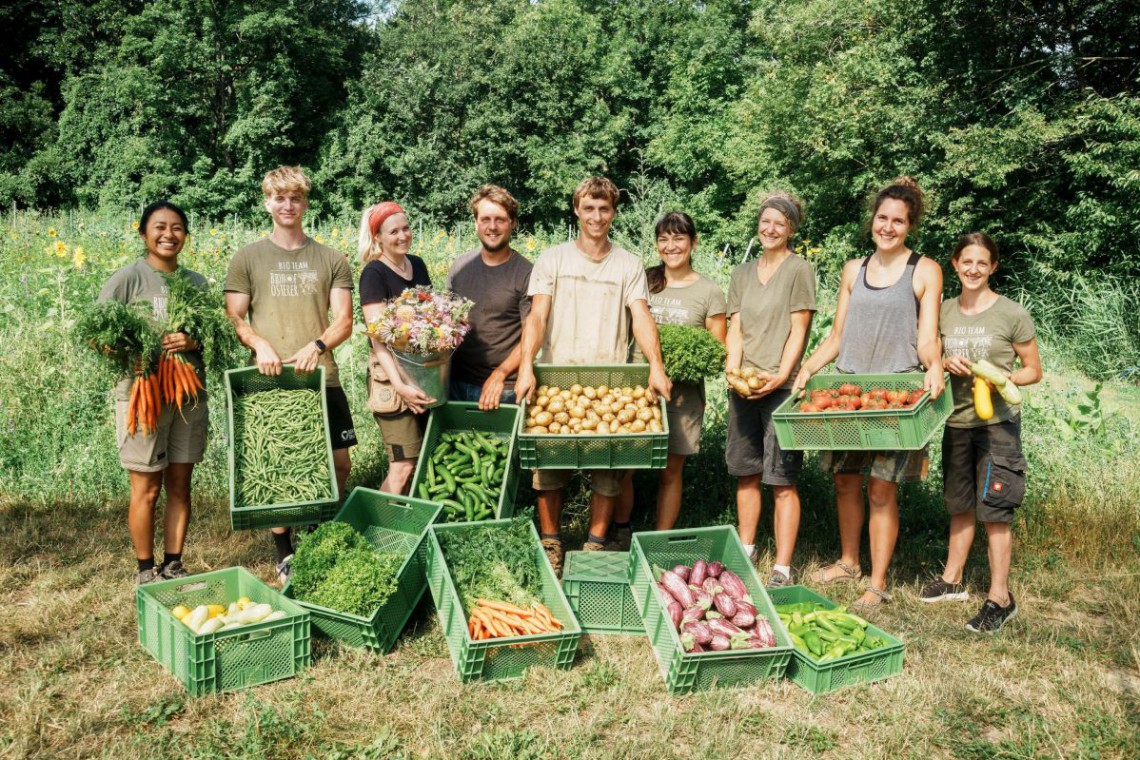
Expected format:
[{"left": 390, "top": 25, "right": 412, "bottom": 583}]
[{"left": 980, "top": 453, "right": 1027, "bottom": 510}]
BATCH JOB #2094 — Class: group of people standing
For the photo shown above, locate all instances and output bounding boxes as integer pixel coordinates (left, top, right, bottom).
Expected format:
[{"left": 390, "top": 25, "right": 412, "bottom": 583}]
[{"left": 102, "top": 166, "right": 1040, "bottom": 634}]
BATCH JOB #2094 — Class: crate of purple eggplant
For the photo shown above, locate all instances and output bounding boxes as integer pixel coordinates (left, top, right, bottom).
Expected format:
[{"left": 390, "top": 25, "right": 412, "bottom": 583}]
[{"left": 629, "top": 527, "right": 793, "bottom": 694}]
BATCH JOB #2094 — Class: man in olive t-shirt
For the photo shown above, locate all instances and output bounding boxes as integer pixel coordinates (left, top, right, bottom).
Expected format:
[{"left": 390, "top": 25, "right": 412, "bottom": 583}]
[{"left": 446, "top": 185, "right": 532, "bottom": 410}]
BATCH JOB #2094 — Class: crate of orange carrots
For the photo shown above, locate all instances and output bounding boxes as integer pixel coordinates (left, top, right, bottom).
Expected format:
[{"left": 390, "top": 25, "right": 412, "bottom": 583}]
[
  {"left": 425, "top": 514, "right": 581, "bottom": 682},
  {"left": 76, "top": 270, "right": 237, "bottom": 438}
]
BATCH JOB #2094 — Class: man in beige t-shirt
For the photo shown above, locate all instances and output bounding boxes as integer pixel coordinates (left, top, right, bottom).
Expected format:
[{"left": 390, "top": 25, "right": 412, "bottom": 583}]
[{"left": 516, "top": 176, "right": 671, "bottom": 574}]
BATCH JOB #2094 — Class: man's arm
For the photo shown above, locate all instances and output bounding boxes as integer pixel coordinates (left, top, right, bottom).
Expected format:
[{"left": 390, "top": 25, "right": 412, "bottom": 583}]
[
  {"left": 514, "top": 294, "right": 550, "bottom": 402},
  {"left": 479, "top": 344, "right": 523, "bottom": 411},
  {"left": 225, "top": 291, "right": 283, "bottom": 376},
  {"left": 286, "top": 287, "right": 353, "bottom": 373},
  {"left": 630, "top": 299, "right": 671, "bottom": 401}
]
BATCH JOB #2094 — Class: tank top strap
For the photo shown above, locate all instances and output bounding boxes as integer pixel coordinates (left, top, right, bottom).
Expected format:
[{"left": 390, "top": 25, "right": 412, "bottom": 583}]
[{"left": 906, "top": 251, "right": 921, "bottom": 268}]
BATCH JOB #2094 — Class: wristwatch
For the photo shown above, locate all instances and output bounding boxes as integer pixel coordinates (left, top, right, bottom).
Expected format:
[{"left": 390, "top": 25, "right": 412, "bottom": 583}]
[{"left": 314, "top": 339, "right": 327, "bottom": 354}]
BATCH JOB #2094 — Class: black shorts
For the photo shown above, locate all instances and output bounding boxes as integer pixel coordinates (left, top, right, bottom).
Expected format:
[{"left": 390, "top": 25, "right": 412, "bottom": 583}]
[
  {"left": 326, "top": 385, "right": 357, "bottom": 450},
  {"left": 725, "top": 389, "right": 802, "bottom": 485},
  {"left": 942, "top": 418, "right": 1027, "bottom": 523}
]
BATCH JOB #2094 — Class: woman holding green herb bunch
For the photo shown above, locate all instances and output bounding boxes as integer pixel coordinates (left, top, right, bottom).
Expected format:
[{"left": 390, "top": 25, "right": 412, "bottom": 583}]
[
  {"left": 726, "top": 192, "right": 816, "bottom": 588},
  {"left": 614, "top": 211, "right": 726, "bottom": 539},
  {"left": 359, "top": 201, "right": 434, "bottom": 496},
  {"left": 921, "top": 233, "right": 1041, "bottom": 633},
  {"left": 93, "top": 201, "right": 210, "bottom": 584}
]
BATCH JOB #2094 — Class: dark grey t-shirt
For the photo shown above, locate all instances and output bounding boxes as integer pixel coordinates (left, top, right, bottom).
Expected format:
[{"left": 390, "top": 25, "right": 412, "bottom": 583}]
[{"left": 446, "top": 248, "right": 533, "bottom": 387}]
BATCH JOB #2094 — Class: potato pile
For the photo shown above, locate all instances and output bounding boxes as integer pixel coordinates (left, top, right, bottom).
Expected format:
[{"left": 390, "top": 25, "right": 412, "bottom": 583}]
[
  {"left": 524, "top": 383, "right": 664, "bottom": 435},
  {"left": 725, "top": 367, "right": 772, "bottom": 397}
]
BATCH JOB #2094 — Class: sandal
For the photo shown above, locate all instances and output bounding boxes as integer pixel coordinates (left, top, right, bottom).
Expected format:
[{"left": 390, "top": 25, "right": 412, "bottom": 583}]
[
  {"left": 808, "top": 561, "right": 862, "bottom": 585},
  {"left": 850, "top": 584, "right": 893, "bottom": 616}
]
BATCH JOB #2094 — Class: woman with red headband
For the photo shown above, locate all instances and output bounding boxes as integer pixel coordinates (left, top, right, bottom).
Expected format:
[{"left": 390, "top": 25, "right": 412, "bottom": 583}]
[{"left": 359, "top": 202, "right": 433, "bottom": 494}]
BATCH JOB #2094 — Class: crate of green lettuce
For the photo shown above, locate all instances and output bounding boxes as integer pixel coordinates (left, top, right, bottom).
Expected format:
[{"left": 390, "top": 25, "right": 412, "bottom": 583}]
[
  {"left": 226, "top": 365, "right": 338, "bottom": 530},
  {"left": 282, "top": 487, "right": 442, "bottom": 652}
]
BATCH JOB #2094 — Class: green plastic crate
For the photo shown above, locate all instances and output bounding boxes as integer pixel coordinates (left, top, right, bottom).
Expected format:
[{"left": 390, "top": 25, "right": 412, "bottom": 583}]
[
  {"left": 561, "top": 551, "right": 643, "bottom": 635},
  {"left": 516, "top": 364, "right": 669, "bottom": 470},
  {"left": 629, "top": 527, "right": 793, "bottom": 695},
  {"left": 768, "top": 585, "right": 905, "bottom": 694},
  {"left": 771, "top": 372, "right": 952, "bottom": 451},
  {"left": 282, "top": 487, "right": 443, "bottom": 652},
  {"left": 411, "top": 401, "right": 521, "bottom": 521},
  {"left": 225, "top": 365, "right": 339, "bottom": 530},
  {"left": 136, "top": 567, "right": 311, "bottom": 696},
  {"left": 425, "top": 520, "right": 582, "bottom": 682}
]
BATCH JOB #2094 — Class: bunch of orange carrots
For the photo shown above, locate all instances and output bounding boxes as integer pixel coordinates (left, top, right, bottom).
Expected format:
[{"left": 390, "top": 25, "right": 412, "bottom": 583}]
[
  {"left": 468, "top": 598, "right": 563, "bottom": 640},
  {"left": 125, "top": 352, "right": 205, "bottom": 436}
]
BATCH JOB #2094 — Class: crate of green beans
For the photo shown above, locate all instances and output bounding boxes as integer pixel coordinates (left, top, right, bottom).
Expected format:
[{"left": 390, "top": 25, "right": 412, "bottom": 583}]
[
  {"left": 225, "top": 365, "right": 339, "bottom": 531},
  {"left": 411, "top": 402, "right": 521, "bottom": 523}
]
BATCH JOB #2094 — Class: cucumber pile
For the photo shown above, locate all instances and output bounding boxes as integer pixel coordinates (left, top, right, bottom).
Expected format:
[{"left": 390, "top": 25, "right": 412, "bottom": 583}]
[
  {"left": 418, "top": 431, "right": 509, "bottom": 522},
  {"left": 775, "top": 601, "right": 891, "bottom": 662}
]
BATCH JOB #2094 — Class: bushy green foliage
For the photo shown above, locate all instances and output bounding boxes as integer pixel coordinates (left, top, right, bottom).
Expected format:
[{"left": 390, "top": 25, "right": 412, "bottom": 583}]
[
  {"left": 289, "top": 522, "right": 402, "bottom": 618},
  {"left": 658, "top": 324, "right": 726, "bottom": 383},
  {"left": 438, "top": 513, "right": 543, "bottom": 610}
]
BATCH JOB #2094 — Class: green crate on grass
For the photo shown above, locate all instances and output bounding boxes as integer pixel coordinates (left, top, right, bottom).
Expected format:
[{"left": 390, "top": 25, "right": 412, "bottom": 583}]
[
  {"left": 426, "top": 520, "right": 581, "bottom": 682},
  {"left": 629, "top": 527, "right": 793, "bottom": 695},
  {"left": 516, "top": 364, "right": 669, "bottom": 469},
  {"left": 411, "top": 401, "right": 521, "bottom": 522},
  {"left": 282, "top": 487, "right": 443, "bottom": 652},
  {"left": 768, "top": 585, "right": 905, "bottom": 693},
  {"left": 561, "top": 551, "right": 643, "bottom": 635},
  {"left": 771, "top": 372, "right": 952, "bottom": 451},
  {"left": 137, "top": 567, "right": 311, "bottom": 696},
  {"left": 225, "top": 365, "right": 339, "bottom": 530}
]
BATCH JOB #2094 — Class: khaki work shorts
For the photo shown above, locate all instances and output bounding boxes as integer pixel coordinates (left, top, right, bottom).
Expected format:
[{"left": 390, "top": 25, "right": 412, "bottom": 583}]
[{"left": 115, "top": 391, "right": 208, "bottom": 472}]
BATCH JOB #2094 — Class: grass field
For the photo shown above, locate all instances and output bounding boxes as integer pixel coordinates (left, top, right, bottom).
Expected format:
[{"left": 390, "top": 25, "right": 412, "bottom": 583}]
[{"left": 1, "top": 212, "right": 1139, "bottom": 759}]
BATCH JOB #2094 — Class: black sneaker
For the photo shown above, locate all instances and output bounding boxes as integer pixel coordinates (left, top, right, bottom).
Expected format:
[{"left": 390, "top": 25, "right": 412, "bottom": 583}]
[
  {"left": 919, "top": 577, "right": 968, "bottom": 603},
  {"left": 137, "top": 567, "right": 161, "bottom": 585},
  {"left": 276, "top": 554, "right": 294, "bottom": 587},
  {"left": 966, "top": 594, "right": 1018, "bottom": 633},
  {"left": 158, "top": 560, "right": 189, "bottom": 580},
  {"left": 604, "top": 526, "right": 631, "bottom": 552}
]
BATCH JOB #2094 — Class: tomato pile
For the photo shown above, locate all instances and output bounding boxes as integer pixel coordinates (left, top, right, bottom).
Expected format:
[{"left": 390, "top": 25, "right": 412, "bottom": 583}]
[{"left": 798, "top": 384, "right": 925, "bottom": 413}]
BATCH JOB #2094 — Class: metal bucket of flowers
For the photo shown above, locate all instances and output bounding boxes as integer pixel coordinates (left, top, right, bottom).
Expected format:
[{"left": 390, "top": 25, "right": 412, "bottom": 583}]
[{"left": 366, "top": 287, "right": 474, "bottom": 409}]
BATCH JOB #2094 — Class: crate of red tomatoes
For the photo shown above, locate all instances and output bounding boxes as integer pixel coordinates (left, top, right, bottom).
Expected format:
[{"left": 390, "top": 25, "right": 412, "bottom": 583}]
[{"left": 771, "top": 372, "right": 952, "bottom": 451}]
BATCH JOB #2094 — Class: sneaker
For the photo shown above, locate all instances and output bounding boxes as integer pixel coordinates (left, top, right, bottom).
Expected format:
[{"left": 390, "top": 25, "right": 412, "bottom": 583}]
[
  {"left": 158, "top": 560, "right": 189, "bottom": 580},
  {"left": 604, "top": 525, "right": 632, "bottom": 552},
  {"left": 966, "top": 593, "right": 1018, "bottom": 633},
  {"left": 581, "top": 540, "right": 606, "bottom": 552},
  {"left": 276, "top": 554, "right": 294, "bottom": 587},
  {"left": 766, "top": 569, "right": 794, "bottom": 589},
  {"left": 137, "top": 567, "right": 161, "bottom": 585},
  {"left": 541, "top": 538, "right": 564, "bottom": 577},
  {"left": 919, "top": 577, "right": 969, "bottom": 603}
]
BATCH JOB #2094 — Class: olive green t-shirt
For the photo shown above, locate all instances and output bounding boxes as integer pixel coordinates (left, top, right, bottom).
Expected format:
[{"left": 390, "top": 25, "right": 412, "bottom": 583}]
[
  {"left": 727, "top": 255, "right": 816, "bottom": 387},
  {"left": 941, "top": 295, "right": 1036, "bottom": 428},
  {"left": 97, "top": 258, "right": 209, "bottom": 398},
  {"left": 224, "top": 237, "right": 354, "bottom": 387}
]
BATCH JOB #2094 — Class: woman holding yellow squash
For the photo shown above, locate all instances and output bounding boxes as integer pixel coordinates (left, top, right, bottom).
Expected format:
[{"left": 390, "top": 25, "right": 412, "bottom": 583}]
[{"left": 921, "top": 232, "right": 1041, "bottom": 633}]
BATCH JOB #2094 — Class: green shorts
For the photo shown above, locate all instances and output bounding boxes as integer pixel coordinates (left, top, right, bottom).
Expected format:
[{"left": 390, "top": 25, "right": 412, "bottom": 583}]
[
  {"left": 374, "top": 409, "right": 426, "bottom": 462},
  {"left": 666, "top": 382, "right": 705, "bottom": 456},
  {"left": 819, "top": 446, "right": 930, "bottom": 484},
  {"left": 532, "top": 469, "right": 626, "bottom": 498},
  {"left": 115, "top": 390, "right": 208, "bottom": 473}
]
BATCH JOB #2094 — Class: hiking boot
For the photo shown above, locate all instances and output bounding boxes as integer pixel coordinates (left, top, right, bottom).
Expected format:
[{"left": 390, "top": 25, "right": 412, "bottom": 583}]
[
  {"left": 919, "top": 577, "right": 968, "bottom": 603},
  {"left": 966, "top": 593, "right": 1018, "bottom": 633},
  {"left": 766, "top": 569, "right": 794, "bottom": 589},
  {"left": 276, "top": 554, "right": 294, "bottom": 587},
  {"left": 137, "top": 567, "right": 161, "bottom": 585},
  {"left": 541, "top": 538, "right": 564, "bottom": 577},
  {"left": 158, "top": 560, "right": 189, "bottom": 580},
  {"left": 604, "top": 525, "right": 632, "bottom": 552},
  {"left": 581, "top": 540, "right": 606, "bottom": 552}
]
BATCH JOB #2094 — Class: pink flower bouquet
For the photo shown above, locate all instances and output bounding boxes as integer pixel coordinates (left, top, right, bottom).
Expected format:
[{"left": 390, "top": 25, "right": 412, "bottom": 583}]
[{"left": 366, "top": 286, "right": 474, "bottom": 356}]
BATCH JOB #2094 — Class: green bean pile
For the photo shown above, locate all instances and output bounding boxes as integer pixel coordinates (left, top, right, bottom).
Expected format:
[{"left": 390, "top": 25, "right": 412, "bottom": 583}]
[{"left": 233, "top": 388, "right": 333, "bottom": 508}]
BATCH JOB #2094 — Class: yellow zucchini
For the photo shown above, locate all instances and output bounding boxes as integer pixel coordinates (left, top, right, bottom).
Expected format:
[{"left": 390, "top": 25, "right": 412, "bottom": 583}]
[
  {"left": 973, "top": 378, "right": 994, "bottom": 420},
  {"left": 970, "top": 359, "right": 1021, "bottom": 404}
]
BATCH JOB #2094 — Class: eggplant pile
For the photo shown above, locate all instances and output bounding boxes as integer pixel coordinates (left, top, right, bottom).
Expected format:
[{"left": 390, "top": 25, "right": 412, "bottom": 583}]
[{"left": 653, "top": 560, "right": 778, "bottom": 653}]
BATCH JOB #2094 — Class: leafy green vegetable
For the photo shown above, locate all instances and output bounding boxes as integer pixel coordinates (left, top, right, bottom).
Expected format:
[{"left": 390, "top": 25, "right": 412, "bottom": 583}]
[
  {"left": 75, "top": 299, "right": 163, "bottom": 374},
  {"left": 438, "top": 513, "right": 542, "bottom": 611},
  {"left": 290, "top": 522, "right": 402, "bottom": 617},
  {"left": 658, "top": 324, "right": 725, "bottom": 383},
  {"left": 163, "top": 270, "right": 240, "bottom": 370}
]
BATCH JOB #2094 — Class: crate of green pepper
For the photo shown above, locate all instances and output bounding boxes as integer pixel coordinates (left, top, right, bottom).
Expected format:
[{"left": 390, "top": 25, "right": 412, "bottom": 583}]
[
  {"left": 411, "top": 402, "right": 520, "bottom": 522},
  {"left": 768, "top": 585, "right": 905, "bottom": 694}
]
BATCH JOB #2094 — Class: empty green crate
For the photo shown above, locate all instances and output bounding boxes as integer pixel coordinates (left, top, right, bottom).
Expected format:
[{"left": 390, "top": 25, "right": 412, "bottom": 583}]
[
  {"left": 768, "top": 585, "right": 905, "bottom": 694},
  {"left": 282, "top": 487, "right": 443, "bottom": 652},
  {"left": 225, "top": 365, "right": 339, "bottom": 530},
  {"left": 629, "top": 527, "right": 793, "bottom": 695},
  {"left": 136, "top": 567, "right": 311, "bottom": 696},
  {"left": 516, "top": 364, "right": 669, "bottom": 470},
  {"left": 411, "top": 401, "right": 521, "bottom": 521},
  {"left": 561, "top": 551, "right": 643, "bottom": 635},
  {"left": 426, "top": 520, "right": 582, "bottom": 682},
  {"left": 771, "top": 372, "right": 953, "bottom": 451}
]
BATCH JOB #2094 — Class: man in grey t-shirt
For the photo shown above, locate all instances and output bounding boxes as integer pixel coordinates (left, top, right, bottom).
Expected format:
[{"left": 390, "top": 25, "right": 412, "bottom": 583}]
[{"left": 446, "top": 185, "right": 532, "bottom": 410}]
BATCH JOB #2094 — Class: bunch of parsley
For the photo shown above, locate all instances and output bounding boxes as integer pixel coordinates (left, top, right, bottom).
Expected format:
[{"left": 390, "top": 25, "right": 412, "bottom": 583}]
[
  {"left": 658, "top": 324, "right": 726, "bottom": 384},
  {"left": 290, "top": 522, "right": 402, "bottom": 617}
]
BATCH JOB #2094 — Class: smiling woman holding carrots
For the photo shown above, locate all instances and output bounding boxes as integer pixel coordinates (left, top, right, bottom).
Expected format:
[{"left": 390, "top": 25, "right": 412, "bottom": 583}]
[{"left": 96, "top": 200, "right": 210, "bottom": 585}]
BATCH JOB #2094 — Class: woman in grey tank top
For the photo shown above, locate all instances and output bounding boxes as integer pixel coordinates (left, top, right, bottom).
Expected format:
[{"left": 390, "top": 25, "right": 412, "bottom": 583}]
[{"left": 792, "top": 177, "right": 946, "bottom": 613}]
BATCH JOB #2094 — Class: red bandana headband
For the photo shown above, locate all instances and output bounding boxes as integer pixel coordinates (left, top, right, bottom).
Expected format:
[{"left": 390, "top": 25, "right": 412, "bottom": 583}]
[{"left": 369, "top": 201, "right": 405, "bottom": 237}]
